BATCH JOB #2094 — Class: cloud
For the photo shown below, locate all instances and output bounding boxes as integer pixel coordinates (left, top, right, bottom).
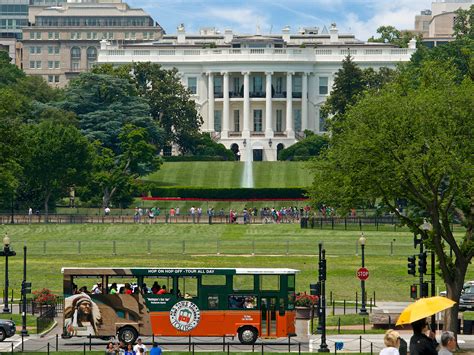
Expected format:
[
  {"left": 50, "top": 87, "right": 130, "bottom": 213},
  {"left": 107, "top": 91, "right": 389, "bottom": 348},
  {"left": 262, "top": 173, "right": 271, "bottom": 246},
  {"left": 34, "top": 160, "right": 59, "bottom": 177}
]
[{"left": 202, "top": 7, "right": 271, "bottom": 34}]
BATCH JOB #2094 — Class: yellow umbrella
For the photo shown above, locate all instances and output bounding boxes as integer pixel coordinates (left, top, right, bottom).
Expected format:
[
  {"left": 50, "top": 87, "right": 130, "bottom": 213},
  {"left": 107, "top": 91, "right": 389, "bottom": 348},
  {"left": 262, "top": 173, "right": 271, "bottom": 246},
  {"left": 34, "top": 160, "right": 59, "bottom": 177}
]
[{"left": 396, "top": 296, "right": 456, "bottom": 326}]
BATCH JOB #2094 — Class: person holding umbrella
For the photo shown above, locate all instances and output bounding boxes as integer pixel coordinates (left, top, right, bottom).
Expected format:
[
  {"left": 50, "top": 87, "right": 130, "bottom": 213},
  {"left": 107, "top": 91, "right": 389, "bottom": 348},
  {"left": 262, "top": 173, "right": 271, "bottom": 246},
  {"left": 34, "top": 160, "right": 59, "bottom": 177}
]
[{"left": 409, "top": 318, "right": 438, "bottom": 355}]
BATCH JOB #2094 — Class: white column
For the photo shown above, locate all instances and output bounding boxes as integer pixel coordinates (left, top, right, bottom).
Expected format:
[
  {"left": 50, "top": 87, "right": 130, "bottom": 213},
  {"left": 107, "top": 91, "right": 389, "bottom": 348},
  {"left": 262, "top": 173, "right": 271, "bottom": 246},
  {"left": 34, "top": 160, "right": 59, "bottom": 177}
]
[
  {"left": 207, "top": 72, "right": 214, "bottom": 132},
  {"left": 265, "top": 71, "right": 273, "bottom": 138},
  {"left": 222, "top": 71, "right": 230, "bottom": 138},
  {"left": 242, "top": 71, "right": 250, "bottom": 137},
  {"left": 286, "top": 72, "right": 294, "bottom": 138},
  {"left": 301, "top": 72, "right": 308, "bottom": 132}
]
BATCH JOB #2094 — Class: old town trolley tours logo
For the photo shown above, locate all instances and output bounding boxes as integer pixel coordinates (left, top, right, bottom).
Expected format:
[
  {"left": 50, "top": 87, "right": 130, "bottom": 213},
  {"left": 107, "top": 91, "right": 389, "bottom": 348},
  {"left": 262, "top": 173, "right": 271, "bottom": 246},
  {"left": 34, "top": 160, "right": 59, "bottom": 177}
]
[{"left": 169, "top": 301, "right": 201, "bottom": 331}]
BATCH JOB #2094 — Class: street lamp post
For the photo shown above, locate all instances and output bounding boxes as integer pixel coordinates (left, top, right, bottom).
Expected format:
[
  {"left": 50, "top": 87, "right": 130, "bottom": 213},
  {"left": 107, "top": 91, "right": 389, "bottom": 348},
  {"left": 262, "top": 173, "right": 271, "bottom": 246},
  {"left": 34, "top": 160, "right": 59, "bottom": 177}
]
[
  {"left": 359, "top": 233, "right": 368, "bottom": 315},
  {"left": 0, "top": 233, "right": 16, "bottom": 313},
  {"left": 421, "top": 220, "right": 435, "bottom": 330}
]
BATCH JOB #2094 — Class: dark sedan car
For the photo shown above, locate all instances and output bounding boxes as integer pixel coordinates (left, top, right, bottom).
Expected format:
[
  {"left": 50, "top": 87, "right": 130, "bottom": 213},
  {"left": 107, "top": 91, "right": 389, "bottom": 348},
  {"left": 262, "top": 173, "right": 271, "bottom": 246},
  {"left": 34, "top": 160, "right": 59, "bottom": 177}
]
[
  {"left": 0, "top": 319, "right": 16, "bottom": 341},
  {"left": 460, "top": 285, "right": 474, "bottom": 311}
]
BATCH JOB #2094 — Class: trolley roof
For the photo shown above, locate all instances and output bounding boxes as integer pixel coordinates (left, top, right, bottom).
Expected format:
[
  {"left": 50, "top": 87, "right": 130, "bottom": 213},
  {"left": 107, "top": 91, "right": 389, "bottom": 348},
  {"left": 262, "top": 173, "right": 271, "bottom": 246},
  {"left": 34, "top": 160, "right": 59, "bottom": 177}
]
[{"left": 62, "top": 267, "right": 299, "bottom": 276}]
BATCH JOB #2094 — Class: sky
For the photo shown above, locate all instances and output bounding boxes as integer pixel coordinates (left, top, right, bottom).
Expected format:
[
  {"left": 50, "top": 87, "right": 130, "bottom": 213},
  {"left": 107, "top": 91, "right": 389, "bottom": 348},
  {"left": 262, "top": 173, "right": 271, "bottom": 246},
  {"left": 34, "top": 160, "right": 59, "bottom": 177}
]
[{"left": 126, "top": 0, "right": 434, "bottom": 41}]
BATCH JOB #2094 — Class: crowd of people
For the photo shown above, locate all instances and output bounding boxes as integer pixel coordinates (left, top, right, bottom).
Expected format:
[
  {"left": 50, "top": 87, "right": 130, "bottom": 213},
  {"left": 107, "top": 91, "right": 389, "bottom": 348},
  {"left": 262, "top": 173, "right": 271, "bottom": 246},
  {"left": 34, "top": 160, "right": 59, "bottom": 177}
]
[
  {"left": 105, "top": 339, "right": 163, "bottom": 355},
  {"left": 380, "top": 318, "right": 457, "bottom": 355}
]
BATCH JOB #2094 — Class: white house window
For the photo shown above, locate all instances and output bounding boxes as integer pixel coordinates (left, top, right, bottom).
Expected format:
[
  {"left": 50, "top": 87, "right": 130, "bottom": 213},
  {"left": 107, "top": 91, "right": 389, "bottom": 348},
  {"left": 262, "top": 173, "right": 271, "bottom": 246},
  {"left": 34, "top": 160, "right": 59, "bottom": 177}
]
[
  {"left": 253, "top": 109, "right": 263, "bottom": 132},
  {"left": 187, "top": 77, "right": 197, "bottom": 94},
  {"left": 319, "top": 77, "right": 328, "bottom": 95},
  {"left": 294, "top": 109, "right": 301, "bottom": 131},
  {"left": 252, "top": 75, "right": 263, "bottom": 94},
  {"left": 233, "top": 110, "right": 240, "bottom": 132},
  {"left": 214, "top": 110, "right": 222, "bottom": 132},
  {"left": 213, "top": 76, "right": 222, "bottom": 97},
  {"left": 276, "top": 109, "right": 283, "bottom": 132}
]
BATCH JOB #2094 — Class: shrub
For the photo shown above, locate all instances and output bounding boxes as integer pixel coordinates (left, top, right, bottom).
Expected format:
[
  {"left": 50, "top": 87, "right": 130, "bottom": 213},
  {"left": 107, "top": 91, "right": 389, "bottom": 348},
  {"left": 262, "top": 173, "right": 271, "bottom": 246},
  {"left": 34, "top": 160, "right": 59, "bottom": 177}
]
[
  {"left": 295, "top": 293, "right": 318, "bottom": 307},
  {"left": 32, "top": 288, "right": 58, "bottom": 305}
]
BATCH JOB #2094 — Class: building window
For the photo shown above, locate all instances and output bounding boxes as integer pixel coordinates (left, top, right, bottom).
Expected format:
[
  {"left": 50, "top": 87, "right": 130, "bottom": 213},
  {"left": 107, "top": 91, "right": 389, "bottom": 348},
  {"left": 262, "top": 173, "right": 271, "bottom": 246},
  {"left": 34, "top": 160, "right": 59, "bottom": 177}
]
[
  {"left": 293, "top": 75, "right": 302, "bottom": 94},
  {"left": 29, "top": 46, "right": 42, "bottom": 54},
  {"left": 70, "top": 46, "right": 81, "bottom": 71},
  {"left": 30, "top": 31, "right": 42, "bottom": 40},
  {"left": 319, "top": 77, "right": 328, "bottom": 95},
  {"left": 187, "top": 77, "right": 197, "bottom": 94},
  {"left": 294, "top": 109, "right": 301, "bottom": 131},
  {"left": 252, "top": 75, "right": 263, "bottom": 94},
  {"left": 214, "top": 110, "right": 222, "bottom": 132},
  {"left": 48, "top": 46, "right": 60, "bottom": 54},
  {"left": 86, "top": 32, "right": 98, "bottom": 40},
  {"left": 48, "top": 32, "right": 59, "bottom": 40},
  {"left": 86, "top": 47, "right": 97, "bottom": 69},
  {"left": 233, "top": 110, "right": 240, "bottom": 132},
  {"left": 70, "top": 32, "right": 81, "bottom": 40},
  {"left": 29, "top": 60, "right": 41, "bottom": 69},
  {"left": 275, "top": 77, "right": 283, "bottom": 94},
  {"left": 253, "top": 109, "right": 263, "bottom": 132},
  {"left": 232, "top": 77, "right": 240, "bottom": 96},
  {"left": 213, "top": 76, "right": 222, "bottom": 97},
  {"left": 276, "top": 109, "right": 283, "bottom": 132},
  {"left": 48, "top": 75, "right": 59, "bottom": 83}
]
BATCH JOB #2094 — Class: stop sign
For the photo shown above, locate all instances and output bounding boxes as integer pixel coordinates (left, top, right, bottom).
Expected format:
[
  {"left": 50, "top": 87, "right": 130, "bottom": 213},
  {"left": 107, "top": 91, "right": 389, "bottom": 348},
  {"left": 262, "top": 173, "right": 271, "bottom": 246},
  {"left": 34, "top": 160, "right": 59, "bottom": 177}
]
[{"left": 357, "top": 267, "right": 369, "bottom": 280}]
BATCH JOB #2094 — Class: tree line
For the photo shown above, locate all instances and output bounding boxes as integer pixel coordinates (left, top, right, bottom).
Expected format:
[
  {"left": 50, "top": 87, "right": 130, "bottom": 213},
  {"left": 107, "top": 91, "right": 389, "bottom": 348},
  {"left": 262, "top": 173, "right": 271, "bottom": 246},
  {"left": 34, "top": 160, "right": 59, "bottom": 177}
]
[{"left": 0, "top": 58, "right": 234, "bottom": 215}]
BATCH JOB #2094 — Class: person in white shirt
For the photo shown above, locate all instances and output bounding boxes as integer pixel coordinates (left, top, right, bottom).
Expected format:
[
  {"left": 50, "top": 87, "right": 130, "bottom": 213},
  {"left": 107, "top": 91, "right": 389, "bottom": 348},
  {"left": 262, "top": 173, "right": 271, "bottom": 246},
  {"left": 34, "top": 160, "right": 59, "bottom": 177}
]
[
  {"left": 133, "top": 338, "right": 147, "bottom": 354},
  {"left": 380, "top": 329, "right": 400, "bottom": 355},
  {"left": 438, "top": 331, "right": 456, "bottom": 355}
]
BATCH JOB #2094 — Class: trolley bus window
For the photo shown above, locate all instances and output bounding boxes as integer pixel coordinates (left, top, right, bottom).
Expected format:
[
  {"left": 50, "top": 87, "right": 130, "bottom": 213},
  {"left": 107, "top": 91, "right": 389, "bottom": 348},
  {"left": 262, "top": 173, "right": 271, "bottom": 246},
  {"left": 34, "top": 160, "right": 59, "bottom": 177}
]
[
  {"left": 228, "top": 295, "right": 256, "bottom": 309},
  {"left": 202, "top": 275, "right": 226, "bottom": 286},
  {"left": 260, "top": 275, "right": 279, "bottom": 291},
  {"left": 233, "top": 275, "right": 254, "bottom": 291},
  {"left": 287, "top": 275, "right": 295, "bottom": 289},
  {"left": 178, "top": 276, "right": 198, "bottom": 299},
  {"left": 208, "top": 296, "right": 219, "bottom": 309}
]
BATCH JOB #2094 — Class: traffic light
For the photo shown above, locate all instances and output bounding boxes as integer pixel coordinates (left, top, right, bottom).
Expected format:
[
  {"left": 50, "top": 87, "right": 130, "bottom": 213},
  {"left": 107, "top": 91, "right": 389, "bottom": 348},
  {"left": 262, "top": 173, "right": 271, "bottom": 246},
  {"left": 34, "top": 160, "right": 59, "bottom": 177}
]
[
  {"left": 318, "top": 259, "right": 326, "bottom": 282},
  {"left": 418, "top": 252, "right": 427, "bottom": 275},
  {"left": 420, "top": 282, "right": 429, "bottom": 297},
  {"left": 410, "top": 284, "right": 417, "bottom": 299},
  {"left": 407, "top": 255, "right": 417, "bottom": 276},
  {"left": 310, "top": 283, "right": 320, "bottom": 296}
]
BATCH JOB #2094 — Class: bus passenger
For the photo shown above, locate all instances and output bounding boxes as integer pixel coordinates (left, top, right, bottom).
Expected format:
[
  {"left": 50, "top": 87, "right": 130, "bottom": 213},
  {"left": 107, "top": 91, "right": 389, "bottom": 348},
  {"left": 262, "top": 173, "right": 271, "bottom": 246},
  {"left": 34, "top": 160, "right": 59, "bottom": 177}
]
[
  {"left": 109, "top": 283, "right": 118, "bottom": 295},
  {"left": 124, "top": 283, "right": 133, "bottom": 295},
  {"left": 157, "top": 285, "right": 167, "bottom": 294},
  {"left": 151, "top": 282, "right": 160, "bottom": 294}
]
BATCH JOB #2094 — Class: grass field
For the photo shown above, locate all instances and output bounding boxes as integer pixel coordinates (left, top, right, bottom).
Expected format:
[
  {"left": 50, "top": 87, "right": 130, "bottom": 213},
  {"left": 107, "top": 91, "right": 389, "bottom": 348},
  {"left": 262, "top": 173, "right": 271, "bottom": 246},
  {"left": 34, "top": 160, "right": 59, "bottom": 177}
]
[
  {"left": 143, "top": 162, "right": 313, "bottom": 188},
  {"left": 1, "top": 224, "right": 471, "bottom": 303}
]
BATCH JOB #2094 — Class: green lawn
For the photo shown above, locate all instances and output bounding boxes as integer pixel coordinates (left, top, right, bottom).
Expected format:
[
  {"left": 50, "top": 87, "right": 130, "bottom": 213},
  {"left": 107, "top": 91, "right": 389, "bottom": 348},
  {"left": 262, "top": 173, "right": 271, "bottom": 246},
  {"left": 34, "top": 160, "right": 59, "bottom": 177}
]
[
  {"left": 0, "top": 314, "right": 37, "bottom": 333},
  {"left": 0, "top": 224, "right": 471, "bottom": 303},
  {"left": 143, "top": 161, "right": 313, "bottom": 188}
]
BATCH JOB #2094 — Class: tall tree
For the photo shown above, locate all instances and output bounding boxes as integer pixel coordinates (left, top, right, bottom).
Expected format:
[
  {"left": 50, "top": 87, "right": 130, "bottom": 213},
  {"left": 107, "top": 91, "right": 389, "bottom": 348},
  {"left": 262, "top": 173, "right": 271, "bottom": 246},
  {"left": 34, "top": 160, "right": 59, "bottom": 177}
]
[
  {"left": 92, "top": 63, "right": 203, "bottom": 153},
  {"left": 0, "top": 51, "right": 24, "bottom": 87},
  {"left": 59, "top": 72, "right": 163, "bottom": 152},
  {"left": 321, "top": 56, "right": 393, "bottom": 134},
  {"left": 309, "top": 61, "right": 474, "bottom": 332},
  {"left": 368, "top": 25, "right": 418, "bottom": 47},
  {"left": 86, "top": 124, "right": 162, "bottom": 207},
  {"left": 22, "top": 120, "right": 93, "bottom": 218},
  {"left": 453, "top": 5, "right": 474, "bottom": 39}
]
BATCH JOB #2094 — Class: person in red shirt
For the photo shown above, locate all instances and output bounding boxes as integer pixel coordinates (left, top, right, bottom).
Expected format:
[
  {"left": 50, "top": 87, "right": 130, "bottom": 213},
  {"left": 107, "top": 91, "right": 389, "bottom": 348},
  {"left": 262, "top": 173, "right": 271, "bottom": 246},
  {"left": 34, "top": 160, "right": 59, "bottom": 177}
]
[
  {"left": 124, "top": 283, "right": 133, "bottom": 295},
  {"left": 157, "top": 285, "right": 168, "bottom": 294}
]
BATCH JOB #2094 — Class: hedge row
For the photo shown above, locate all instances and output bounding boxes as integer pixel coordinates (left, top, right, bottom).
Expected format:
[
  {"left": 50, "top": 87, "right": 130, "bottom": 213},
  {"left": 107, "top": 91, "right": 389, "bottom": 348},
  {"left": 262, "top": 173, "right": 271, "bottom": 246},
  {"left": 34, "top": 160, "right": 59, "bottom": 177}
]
[
  {"left": 163, "top": 156, "right": 232, "bottom": 162},
  {"left": 138, "top": 183, "right": 307, "bottom": 199}
]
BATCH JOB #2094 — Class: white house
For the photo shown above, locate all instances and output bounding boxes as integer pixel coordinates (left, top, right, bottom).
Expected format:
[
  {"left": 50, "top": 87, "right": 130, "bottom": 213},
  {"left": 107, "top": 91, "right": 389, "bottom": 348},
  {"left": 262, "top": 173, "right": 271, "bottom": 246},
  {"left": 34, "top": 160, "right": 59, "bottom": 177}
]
[{"left": 98, "top": 24, "right": 417, "bottom": 161}]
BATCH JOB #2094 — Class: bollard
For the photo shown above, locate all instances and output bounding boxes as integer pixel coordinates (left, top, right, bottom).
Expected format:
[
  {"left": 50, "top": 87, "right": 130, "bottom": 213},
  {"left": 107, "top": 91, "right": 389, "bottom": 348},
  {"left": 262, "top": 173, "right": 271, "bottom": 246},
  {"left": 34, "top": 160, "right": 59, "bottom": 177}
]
[
  {"left": 363, "top": 317, "right": 366, "bottom": 333},
  {"left": 89, "top": 334, "right": 92, "bottom": 351},
  {"left": 261, "top": 342, "right": 264, "bottom": 355},
  {"left": 223, "top": 335, "right": 225, "bottom": 352},
  {"left": 188, "top": 334, "right": 191, "bottom": 352},
  {"left": 11, "top": 342, "right": 13, "bottom": 353},
  {"left": 373, "top": 291, "right": 376, "bottom": 306},
  {"left": 343, "top": 299, "right": 346, "bottom": 315},
  {"left": 152, "top": 334, "right": 155, "bottom": 343},
  {"left": 360, "top": 335, "right": 362, "bottom": 353},
  {"left": 227, "top": 343, "right": 230, "bottom": 355},
  {"left": 330, "top": 291, "right": 333, "bottom": 305},
  {"left": 48, "top": 342, "right": 50, "bottom": 355},
  {"left": 332, "top": 300, "right": 335, "bottom": 316},
  {"left": 56, "top": 334, "right": 59, "bottom": 351},
  {"left": 83, "top": 342, "right": 86, "bottom": 355},
  {"left": 192, "top": 343, "right": 195, "bottom": 355},
  {"left": 371, "top": 342, "right": 373, "bottom": 355},
  {"left": 338, "top": 317, "right": 341, "bottom": 334}
]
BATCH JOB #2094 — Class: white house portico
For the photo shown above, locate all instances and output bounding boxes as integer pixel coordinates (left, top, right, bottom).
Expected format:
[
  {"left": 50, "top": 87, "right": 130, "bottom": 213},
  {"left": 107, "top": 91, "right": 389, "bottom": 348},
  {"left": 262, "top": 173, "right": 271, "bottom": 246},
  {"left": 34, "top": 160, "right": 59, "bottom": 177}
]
[{"left": 97, "top": 24, "right": 417, "bottom": 161}]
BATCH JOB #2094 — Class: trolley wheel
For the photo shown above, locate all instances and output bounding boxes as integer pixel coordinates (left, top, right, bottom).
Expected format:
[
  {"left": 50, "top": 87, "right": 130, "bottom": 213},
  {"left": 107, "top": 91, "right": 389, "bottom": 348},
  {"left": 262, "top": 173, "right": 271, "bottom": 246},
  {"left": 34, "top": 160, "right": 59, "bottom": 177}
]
[
  {"left": 238, "top": 326, "right": 258, "bottom": 345},
  {"left": 117, "top": 326, "right": 138, "bottom": 344}
]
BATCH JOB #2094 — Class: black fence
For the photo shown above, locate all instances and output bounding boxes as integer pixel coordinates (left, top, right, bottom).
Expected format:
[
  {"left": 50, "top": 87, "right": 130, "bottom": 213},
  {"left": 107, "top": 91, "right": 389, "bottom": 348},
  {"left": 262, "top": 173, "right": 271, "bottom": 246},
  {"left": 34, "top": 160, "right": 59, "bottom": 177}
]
[
  {"left": 16, "top": 296, "right": 63, "bottom": 316},
  {"left": 36, "top": 305, "right": 56, "bottom": 334}
]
